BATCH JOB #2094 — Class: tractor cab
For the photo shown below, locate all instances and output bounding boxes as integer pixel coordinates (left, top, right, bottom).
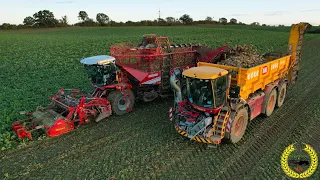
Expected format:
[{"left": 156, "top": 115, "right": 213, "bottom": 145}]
[
  {"left": 182, "top": 66, "right": 229, "bottom": 112},
  {"left": 80, "top": 55, "right": 118, "bottom": 87}
]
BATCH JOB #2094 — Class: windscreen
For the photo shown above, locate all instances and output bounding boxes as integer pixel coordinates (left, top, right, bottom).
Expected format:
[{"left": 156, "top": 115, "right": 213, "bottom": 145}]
[
  {"left": 84, "top": 64, "right": 117, "bottom": 86},
  {"left": 186, "top": 78, "right": 214, "bottom": 108}
]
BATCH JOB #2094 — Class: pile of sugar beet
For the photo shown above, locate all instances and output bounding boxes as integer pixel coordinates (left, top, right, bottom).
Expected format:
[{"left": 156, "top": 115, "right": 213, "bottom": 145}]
[{"left": 217, "top": 44, "right": 269, "bottom": 68}]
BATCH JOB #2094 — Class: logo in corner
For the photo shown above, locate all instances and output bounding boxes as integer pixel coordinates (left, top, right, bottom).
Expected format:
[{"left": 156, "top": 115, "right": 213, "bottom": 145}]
[{"left": 281, "top": 143, "right": 318, "bottom": 178}]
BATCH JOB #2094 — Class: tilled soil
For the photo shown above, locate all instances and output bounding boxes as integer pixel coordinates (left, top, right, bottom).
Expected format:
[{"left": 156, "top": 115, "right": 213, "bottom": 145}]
[{"left": 0, "top": 38, "right": 319, "bottom": 180}]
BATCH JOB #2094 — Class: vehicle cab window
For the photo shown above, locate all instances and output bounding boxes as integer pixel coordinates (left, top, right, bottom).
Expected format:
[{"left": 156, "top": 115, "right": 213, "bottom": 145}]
[{"left": 213, "top": 75, "right": 227, "bottom": 107}]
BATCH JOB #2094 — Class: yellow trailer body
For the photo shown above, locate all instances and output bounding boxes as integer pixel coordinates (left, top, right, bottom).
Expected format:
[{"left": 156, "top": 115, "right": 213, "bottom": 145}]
[{"left": 197, "top": 55, "right": 292, "bottom": 99}]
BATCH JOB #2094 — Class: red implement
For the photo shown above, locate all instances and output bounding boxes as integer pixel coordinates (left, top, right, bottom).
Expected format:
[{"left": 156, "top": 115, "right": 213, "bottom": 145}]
[{"left": 12, "top": 88, "right": 112, "bottom": 140}]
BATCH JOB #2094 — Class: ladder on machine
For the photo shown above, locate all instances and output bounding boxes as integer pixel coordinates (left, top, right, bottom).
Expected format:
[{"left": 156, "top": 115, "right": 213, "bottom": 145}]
[
  {"left": 188, "top": 117, "right": 211, "bottom": 140},
  {"left": 211, "top": 106, "right": 231, "bottom": 142}
]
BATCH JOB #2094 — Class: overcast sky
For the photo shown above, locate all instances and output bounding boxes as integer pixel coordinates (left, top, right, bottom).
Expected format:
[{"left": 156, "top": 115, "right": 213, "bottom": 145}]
[{"left": 0, "top": 0, "right": 319, "bottom": 26}]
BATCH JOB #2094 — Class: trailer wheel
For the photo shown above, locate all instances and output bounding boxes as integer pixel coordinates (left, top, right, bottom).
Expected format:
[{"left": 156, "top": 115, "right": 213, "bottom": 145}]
[
  {"left": 264, "top": 88, "right": 277, "bottom": 117},
  {"left": 229, "top": 108, "right": 248, "bottom": 143},
  {"left": 107, "top": 89, "right": 135, "bottom": 116},
  {"left": 276, "top": 83, "right": 287, "bottom": 108}
]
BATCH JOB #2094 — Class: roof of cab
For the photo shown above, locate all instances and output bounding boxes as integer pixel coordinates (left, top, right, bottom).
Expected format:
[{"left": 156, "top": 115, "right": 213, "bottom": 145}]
[
  {"left": 80, "top": 55, "right": 115, "bottom": 65},
  {"left": 182, "top": 66, "right": 228, "bottom": 79}
]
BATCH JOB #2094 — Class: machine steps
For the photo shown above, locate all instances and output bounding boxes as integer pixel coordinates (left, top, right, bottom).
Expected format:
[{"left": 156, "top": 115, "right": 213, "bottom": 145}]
[{"left": 212, "top": 106, "right": 231, "bottom": 141}]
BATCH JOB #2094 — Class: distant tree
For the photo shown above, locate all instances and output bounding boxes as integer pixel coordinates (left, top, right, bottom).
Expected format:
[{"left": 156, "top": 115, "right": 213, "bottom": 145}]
[
  {"left": 96, "top": 13, "right": 109, "bottom": 26},
  {"left": 205, "top": 16, "right": 213, "bottom": 22},
  {"left": 84, "top": 18, "right": 98, "bottom": 26},
  {"left": 153, "top": 19, "right": 158, "bottom": 25},
  {"left": 125, "top": 21, "right": 134, "bottom": 26},
  {"left": 262, "top": 24, "right": 267, "bottom": 26},
  {"left": 219, "top": 17, "right": 228, "bottom": 25},
  {"left": 179, "top": 14, "right": 193, "bottom": 25},
  {"left": 0, "top": 23, "right": 19, "bottom": 30},
  {"left": 60, "top": 15, "right": 68, "bottom": 24},
  {"left": 109, "top": 20, "right": 118, "bottom": 26},
  {"left": 23, "top": 16, "right": 35, "bottom": 26},
  {"left": 0, "top": 23, "right": 11, "bottom": 30},
  {"left": 230, "top": 18, "right": 237, "bottom": 24},
  {"left": 78, "top": 11, "right": 89, "bottom": 21},
  {"left": 58, "top": 15, "right": 69, "bottom": 27},
  {"left": 166, "top": 17, "right": 175, "bottom": 23},
  {"left": 33, "top": 10, "right": 58, "bottom": 27},
  {"left": 251, "top": 22, "right": 260, "bottom": 26},
  {"left": 157, "top": 18, "right": 166, "bottom": 26}
]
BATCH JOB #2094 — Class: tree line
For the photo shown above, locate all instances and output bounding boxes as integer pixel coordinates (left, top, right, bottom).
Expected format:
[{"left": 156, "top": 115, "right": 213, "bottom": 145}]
[{"left": 0, "top": 10, "right": 274, "bottom": 30}]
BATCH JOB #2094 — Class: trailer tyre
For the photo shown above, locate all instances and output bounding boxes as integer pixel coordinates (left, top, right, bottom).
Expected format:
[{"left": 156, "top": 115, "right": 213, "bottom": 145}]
[
  {"left": 229, "top": 108, "right": 248, "bottom": 144},
  {"left": 276, "top": 83, "right": 287, "bottom": 108},
  {"left": 264, "top": 88, "right": 277, "bottom": 117},
  {"left": 107, "top": 89, "right": 135, "bottom": 116}
]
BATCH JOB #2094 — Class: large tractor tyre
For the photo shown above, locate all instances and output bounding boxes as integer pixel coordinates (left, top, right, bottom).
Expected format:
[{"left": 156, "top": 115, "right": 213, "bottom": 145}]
[
  {"left": 229, "top": 108, "right": 248, "bottom": 144},
  {"left": 107, "top": 89, "right": 135, "bottom": 116},
  {"left": 263, "top": 88, "right": 277, "bottom": 117},
  {"left": 276, "top": 83, "right": 287, "bottom": 108}
]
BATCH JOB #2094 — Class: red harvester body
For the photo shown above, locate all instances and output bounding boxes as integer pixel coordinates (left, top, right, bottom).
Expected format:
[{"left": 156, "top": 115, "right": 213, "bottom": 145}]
[{"left": 87, "top": 34, "right": 231, "bottom": 115}]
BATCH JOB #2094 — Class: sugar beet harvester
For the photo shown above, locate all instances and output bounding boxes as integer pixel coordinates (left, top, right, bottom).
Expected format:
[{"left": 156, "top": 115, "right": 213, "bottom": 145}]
[
  {"left": 12, "top": 34, "right": 230, "bottom": 140},
  {"left": 170, "top": 23, "right": 310, "bottom": 146},
  {"left": 80, "top": 34, "right": 230, "bottom": 115}
]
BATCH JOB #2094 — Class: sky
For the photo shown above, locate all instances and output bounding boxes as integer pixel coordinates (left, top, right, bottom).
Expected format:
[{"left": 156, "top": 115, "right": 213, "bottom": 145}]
[{"left": 0, "top": 0, "right": 319, "bottom": 26}]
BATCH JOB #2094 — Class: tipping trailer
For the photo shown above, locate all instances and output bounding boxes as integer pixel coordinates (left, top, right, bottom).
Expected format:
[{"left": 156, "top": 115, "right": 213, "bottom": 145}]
[{"left": 169, "top": 22, "right": 310, "bottom": 146}]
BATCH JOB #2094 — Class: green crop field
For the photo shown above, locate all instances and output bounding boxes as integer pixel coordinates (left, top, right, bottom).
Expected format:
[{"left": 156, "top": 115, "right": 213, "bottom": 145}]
[{"left": 0, "top": 26, "right": 319, "bottom": 179}]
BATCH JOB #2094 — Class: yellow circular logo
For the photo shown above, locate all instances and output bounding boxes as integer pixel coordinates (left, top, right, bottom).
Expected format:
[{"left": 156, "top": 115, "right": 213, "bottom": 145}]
[{"left": 281, "top": 143, "right": 318, "bottom": 178}]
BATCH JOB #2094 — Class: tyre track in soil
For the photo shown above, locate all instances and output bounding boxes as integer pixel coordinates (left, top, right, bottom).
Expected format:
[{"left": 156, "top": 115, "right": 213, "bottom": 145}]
[
  {"left": 0, "top": 103, "right": 177, "bottom": 179},
  {"left": 0, "top": 130, "right": 138, "bottom": 178},
  {"left": 149, "top": 39, "right": 320, "bottom": 178},
  {"left": 212, "top": 38, "right": 320, "bottom": 179},
  {"left": 0, "top": 99, "right": 178, "bottom": 173},
  {"left": 0, "top": 119, "right": 139, "bottom": 173},
  {"left": 246, "top": 101, "right": 320, "bottom": 179}
]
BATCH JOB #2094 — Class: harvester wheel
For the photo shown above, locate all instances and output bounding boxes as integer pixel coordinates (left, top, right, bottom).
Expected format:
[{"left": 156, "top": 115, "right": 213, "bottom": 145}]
[
  {"left": 107, "top": 89, "right": 135, "bottom": 116},
  {"left": 276, "top": 83, "right": 287, "bottom": 108},
  {"left": 263, "top": 88, "right": 277, "bottom": 117},
  {"left": 229, "top": 108, "right": 248, "bottom": 143}
]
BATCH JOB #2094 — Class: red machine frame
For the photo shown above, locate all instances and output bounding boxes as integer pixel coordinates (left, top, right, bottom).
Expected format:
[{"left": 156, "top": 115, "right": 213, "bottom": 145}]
[{"left": 12, "top": 88, "right": 111, "bottom": 140}]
